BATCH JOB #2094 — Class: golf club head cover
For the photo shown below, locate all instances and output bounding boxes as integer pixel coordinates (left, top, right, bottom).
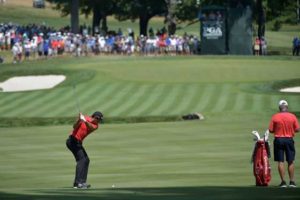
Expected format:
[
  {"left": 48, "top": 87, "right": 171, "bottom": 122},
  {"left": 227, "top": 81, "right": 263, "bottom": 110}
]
[
  {"left": 264, "top": 130, "right": 269, "bottom": 141},
  {"left": 252, "top": 131, "right": 261, "bottom": 141}
]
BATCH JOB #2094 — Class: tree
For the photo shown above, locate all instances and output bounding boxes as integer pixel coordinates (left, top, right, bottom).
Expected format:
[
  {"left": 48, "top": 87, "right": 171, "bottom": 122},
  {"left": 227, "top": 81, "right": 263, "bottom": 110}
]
[
  {"left": 81, "top": 0, "right": 115, "bottom": 35},
  {"left": 256, "top": 0, "right": 265, "bottom": 38},
  {"left": 48, "top": 0, "right": 116, "bottom": 35},
  {"left": 172, "top": 0, "right": 200, "bottom": 31},
  {"left": 175, "top": 0, "right": 199, "bottom": 21},
  {"left": 47, "top": 0, "right": 80, "bottom": 33},
  {"left": 267, "top": 0, "right": 299, "bottom": 23},
  {"left": 71, "top": 0, "right": 80, "bottom": 33},
  {"left": 165, "top": 0, "right": 177, "bottom": 35},
  {"left": 115, "top": 0, "right": 167, "bottom": 36}
]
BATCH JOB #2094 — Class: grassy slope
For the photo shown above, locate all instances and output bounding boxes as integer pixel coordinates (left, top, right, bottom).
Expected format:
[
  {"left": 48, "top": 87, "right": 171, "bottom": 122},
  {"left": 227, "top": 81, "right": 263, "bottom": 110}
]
[{"left": 0, "top": 56, "right": 299, "bottom": 123}]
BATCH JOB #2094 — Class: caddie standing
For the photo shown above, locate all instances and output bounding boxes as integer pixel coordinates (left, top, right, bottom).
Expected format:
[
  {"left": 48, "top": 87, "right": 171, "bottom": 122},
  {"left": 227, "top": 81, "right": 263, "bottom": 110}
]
[{"left": 269, "top": 100, "right": 299, "bottom": 187}]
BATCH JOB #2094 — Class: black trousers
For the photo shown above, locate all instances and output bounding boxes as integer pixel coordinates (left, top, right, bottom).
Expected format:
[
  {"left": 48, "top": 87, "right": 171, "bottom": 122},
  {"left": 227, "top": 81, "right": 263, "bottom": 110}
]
[{"left": 66, "top": 135, "right": 90, "bottom": 185}]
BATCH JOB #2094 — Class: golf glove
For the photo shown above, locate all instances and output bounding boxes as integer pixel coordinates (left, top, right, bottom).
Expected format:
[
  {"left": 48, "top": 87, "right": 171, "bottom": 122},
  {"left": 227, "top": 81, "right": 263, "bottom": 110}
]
[{"left": 80, "top": 113, "right": 87, "bottom": 122}]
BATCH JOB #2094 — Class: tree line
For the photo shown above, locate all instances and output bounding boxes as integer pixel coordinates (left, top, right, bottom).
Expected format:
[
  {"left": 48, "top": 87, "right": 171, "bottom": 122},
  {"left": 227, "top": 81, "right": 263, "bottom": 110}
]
[{"left": 46, "top": 0, "right": 299, "bottom": 38}]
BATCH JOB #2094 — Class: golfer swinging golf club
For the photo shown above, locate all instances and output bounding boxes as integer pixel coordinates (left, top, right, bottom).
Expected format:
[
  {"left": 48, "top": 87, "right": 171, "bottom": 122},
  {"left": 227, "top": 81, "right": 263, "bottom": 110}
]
[{"left": 66, "top": 111, "right": 103, "bottom": 189}]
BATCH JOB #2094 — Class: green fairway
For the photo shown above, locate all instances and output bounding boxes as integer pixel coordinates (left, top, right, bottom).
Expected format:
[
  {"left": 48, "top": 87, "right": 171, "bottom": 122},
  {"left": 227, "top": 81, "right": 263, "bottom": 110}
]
[{"left": 0, "top": 117, "right": 300, "bottom": 200}]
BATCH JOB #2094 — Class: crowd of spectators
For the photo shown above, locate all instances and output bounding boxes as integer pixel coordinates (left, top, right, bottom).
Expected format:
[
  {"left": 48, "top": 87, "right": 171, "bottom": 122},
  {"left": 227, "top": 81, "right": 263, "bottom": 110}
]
[
  {"left": 2, "top": 22, "right": 298, "bottom": 63},
  {"left": 0, "top": 23, "right": 201, "bottom": 64}
]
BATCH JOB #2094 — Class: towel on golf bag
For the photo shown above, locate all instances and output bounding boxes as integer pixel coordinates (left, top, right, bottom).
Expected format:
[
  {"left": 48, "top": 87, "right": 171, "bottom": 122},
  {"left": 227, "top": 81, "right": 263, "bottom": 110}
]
[{"left": 252, "top": 141, "right": 271, "bottom": 186}]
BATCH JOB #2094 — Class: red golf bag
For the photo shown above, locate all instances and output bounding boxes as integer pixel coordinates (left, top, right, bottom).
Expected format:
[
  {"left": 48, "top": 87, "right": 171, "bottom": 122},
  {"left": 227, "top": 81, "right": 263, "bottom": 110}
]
[{"left": 252, "top": 141, "right": 271, "bottom": 186}]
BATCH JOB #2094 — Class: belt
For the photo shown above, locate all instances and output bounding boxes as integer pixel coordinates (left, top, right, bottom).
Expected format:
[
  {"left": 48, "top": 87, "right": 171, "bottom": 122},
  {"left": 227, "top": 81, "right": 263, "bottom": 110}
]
[{"left": 69, "top": 135, "right": 82, "bottom": 144}]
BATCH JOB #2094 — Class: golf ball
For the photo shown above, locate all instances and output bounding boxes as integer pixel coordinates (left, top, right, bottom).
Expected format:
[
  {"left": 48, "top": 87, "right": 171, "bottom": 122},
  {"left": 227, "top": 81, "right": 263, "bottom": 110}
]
[{"left": 112, "top": 184, "right": 115, "bottom": 188}]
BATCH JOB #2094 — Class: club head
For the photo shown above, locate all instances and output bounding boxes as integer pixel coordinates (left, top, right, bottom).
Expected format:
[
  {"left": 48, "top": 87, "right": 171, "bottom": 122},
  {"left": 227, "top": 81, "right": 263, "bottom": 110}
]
[{"left": 252, "top": 130, "right": 261, "bottom": 141}]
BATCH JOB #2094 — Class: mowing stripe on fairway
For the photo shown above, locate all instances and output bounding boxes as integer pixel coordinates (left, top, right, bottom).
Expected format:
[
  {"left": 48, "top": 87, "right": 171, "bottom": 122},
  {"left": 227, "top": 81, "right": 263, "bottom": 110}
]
[
  {"left": 157, "top": 84, "right": 187, "bottom": 115},
  {"left": 33, "top": 83, "right": 92, "bottom": 117},
  {"left": 116, "top": 84, "right": 151, "bottom": 116},
  {"left": 102, "top": 83, "right": 136, "bottom": 116},
  {"left": 263, "top": 95, "right": 275, "bottom": 113},
  {"left": 1, "top": 91, "right": 43, "bottom": 117},
  {"left": 67, "top": 82, "right": 99, "bottom": 113},
  {"left": 184, "top": 84, "right": 215, "bottom": 113},
  {"left": 34, "top": 88, "right": 75, "bottom": 117},
  {"left": 0, "top": 93, "right": 24, "bottom": 110},
  {"left": 8, "top": 91, "right": 52, "bottom": 117},
  {"left": 181, "top": 84, "right": 207, "bottom": 114},
  {"left": 222, "top": 88, "right": 238, "bottom": 112},
  {"left": 108, "top": 84, "right": 143, "bottom": 116},
  {"left": 150, "top": 85, "right": 181, "bottom": 116},
  {"left": 119, "top": 84, "right": 154, "bottom": 117},
  {"left": 84, "top": 82, "right": 121, "bottom": 112},
  {"left": 167, "top": 84, "right": 196, "bottom": 115},
  {"left": 211, "top": 84, "right": 232, "bottom": 113},
  {"left": 251, "top": 94, "right": 264, "bottom": 112},
  {"left": 167, "top": 84, "right": 192, "bottom": 115},
  {"left": 252, "top": 93, "right": 275, "bottom": 113},
  {"left": 63, "top": 83, "right": 106, "bottom": 115},
  {"left": 12, "top": 89, "right": 65, "bottom": 117},
  {"left": 244, "top": 93, "right": 255, "bottom": 112},
  {"left": 125, "top": 84, "right": 158, "bottom": 116},
  {"left": 198, "top": 84, "right": 220, "bottom": 112},
  {"left": 107, "top": 83, "right": 140, "bottom": 116},
  {"left": 91, "top": 83, "right": 127, "bottom": 115},
  {"left": 288, "top": 95, "right": 300, "bottom": 111},
  {"left": 232, "top": 92, "right": 247, "bottom": 112},
  {"left": 30, "top": 88, "right": 73, "bottom": 117},
  {"left": 138, "top": 84, "right": 169, "bottom": 116}
]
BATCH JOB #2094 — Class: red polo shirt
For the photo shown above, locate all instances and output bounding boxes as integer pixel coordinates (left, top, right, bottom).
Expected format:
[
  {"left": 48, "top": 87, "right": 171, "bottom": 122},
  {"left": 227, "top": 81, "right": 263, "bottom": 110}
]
[
  {"left": 71, "top": 115, "right": 98, "bottom": 142},
  {"left": 269, "top": 112, "right": 299, "bottom": 138}
]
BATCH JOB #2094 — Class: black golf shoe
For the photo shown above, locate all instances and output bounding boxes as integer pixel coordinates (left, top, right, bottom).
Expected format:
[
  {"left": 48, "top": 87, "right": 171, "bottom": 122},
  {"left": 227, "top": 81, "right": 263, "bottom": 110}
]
[
  {"left": 279, "top": 181, "right": 287, "bottom": 188},
  {"left": 289, "top": 181, "right": 296, "bottom": 188}
]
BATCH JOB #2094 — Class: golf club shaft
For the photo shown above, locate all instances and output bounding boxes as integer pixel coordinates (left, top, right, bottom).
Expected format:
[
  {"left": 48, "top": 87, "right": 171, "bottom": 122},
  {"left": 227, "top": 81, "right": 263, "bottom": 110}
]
[{"left": 72, "top": 84, "right": 81, "bottom": 113}]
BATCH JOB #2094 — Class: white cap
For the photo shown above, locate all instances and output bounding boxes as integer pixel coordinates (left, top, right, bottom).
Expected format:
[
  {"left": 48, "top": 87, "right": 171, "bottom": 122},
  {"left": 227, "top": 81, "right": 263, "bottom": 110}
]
[{"left": 279, "top": 100, "right": 288, "bottom": 106}]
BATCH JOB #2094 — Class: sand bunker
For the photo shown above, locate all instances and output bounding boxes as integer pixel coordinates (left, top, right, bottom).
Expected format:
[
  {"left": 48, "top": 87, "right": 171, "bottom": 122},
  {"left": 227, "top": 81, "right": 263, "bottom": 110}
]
[
  {"left": 0, "top": 75, "right": 66, "bottom": 92},
  {"left": 280, "top": 86, "right": 300, "bottom": 93}
]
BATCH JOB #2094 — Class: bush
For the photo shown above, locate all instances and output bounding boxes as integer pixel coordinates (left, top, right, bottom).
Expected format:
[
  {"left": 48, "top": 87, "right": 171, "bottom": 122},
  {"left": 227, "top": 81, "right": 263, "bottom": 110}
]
[{"left": 284, "top": 18, "right": 296, "bottom": 24}]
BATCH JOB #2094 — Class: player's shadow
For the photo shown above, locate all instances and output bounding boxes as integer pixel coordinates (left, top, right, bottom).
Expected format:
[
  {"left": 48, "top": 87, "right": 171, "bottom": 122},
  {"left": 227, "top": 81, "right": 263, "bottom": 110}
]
[{"left": 0, "top": 186, "right": 299, "bottom": 200}]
